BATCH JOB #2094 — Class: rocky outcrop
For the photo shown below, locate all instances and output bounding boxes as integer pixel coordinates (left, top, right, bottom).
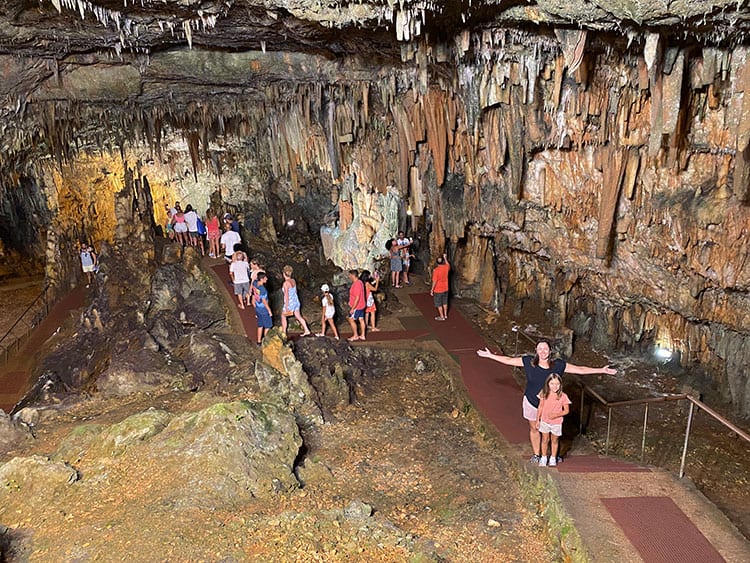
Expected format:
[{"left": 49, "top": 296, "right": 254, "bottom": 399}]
[
  {"left": 52, "top": 401, "right": 302, "bottom": 505},
  {"left": 257, "top": 330, "right": 324, "bottom": 430},
  {"left": 0, "top": 412, "right": 33, "bottom": 452},
  {"left": 0, "top": 456, "right": 78, "bottom": 498}
]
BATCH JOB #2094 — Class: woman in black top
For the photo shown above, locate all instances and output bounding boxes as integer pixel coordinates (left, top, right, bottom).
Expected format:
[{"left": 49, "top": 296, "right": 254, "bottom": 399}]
[{"left": 477, "top": 339, "right": 617, "bottom": 463}]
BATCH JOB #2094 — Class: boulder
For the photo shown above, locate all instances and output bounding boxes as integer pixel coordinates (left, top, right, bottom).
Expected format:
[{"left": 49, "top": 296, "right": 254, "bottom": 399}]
[
  {"left": 173, "top": 332, "right": 261, "bottom": 392},
  {"left": 146, "top": 401, "right": 302, "bottom": 505},
  {"left": 0, "top": 412, "right": 32, "bottom": 450},
  {"left": 257, "top": 330, "right": 323, "bottom": 430},
  {"left": 95, "top": 409, "right": 172, "bottom": 456},
  {"left": 96, "top": 347, "right": 195, "bottom": 396},
  {"left": 0, "top": 456, "right": 78, "bottom": 497}
]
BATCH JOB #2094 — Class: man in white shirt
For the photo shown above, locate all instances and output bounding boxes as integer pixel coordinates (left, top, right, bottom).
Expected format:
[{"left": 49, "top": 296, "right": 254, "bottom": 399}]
[{"left": 220, "top": 224, "right": 242, "bottom": 263}]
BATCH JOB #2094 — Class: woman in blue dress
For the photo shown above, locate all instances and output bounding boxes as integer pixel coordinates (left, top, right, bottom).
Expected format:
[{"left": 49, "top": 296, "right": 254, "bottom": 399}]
[{"left": 281, "top": 265, "right": 311, "bottom": 336}]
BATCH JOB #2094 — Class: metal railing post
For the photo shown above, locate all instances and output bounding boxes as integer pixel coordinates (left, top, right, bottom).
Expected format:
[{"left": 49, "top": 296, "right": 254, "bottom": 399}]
[
  {"left": 641, "top": 403, "right": 649, "bottom": 463},
  {"left": 679, "top": 401, "right": 695, "bottom": 479},
  {"left": 605, "top": 407, "right": 612, "bottom": 455},
  {"left": 579, "top": 383, "right": 585, "bottom": 434}
]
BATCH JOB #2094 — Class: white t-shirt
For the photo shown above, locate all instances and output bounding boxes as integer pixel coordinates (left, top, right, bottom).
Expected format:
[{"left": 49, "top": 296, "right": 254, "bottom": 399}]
[
  {"left": 229, "top": 261, "right": 250, "bottom": 284},
  {"left": 184, "top": 210, "right": 199, "bottom": 232},
  {"left": 220, "top": 231, "right": 241, "bottom": 256}
]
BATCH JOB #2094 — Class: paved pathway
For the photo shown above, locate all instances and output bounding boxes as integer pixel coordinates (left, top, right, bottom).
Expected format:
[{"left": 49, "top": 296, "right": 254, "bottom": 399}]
[{"left": 0, "top": 286, "right": 85, "bottom": 413}]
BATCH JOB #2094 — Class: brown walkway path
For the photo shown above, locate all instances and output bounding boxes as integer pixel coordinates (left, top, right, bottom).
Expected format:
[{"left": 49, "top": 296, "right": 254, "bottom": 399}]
[{"left": 0, "top": 286, "right": 86, "bottom": 413}]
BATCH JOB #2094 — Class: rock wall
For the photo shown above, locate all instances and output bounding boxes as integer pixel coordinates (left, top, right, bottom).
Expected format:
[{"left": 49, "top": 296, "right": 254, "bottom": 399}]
[{"left": 3, "top": 27, "right": 749, "bottom": 413}]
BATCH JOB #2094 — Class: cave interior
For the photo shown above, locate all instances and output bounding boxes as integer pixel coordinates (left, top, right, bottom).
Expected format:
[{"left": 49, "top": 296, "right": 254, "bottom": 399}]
[{"left": 0, "top": 0, "right": 749, "bottom": 421}]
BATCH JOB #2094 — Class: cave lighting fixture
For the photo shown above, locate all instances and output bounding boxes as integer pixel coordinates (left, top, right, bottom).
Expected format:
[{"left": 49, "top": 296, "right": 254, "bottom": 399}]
[{"left": 654, "top": 347, "right": 673, "bottom": 361}]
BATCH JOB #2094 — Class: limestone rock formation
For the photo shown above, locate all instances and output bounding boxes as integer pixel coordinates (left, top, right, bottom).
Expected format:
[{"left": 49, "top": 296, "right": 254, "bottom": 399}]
[
  {"left": 0, "top": 0, "right": 749, "bottom": 417},
  {"left": 257, "top": 330, "right": 324, "bottom": 430}
]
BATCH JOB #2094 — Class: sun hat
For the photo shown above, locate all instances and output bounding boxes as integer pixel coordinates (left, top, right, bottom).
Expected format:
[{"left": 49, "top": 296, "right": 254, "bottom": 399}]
[{"left": 321, "top": 284, "right": 330, "bottom": 292}]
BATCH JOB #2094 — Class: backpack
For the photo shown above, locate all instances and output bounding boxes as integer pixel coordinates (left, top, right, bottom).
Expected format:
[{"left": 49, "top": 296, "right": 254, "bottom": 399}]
[{"left": 196, "top": 217, "right": 207, "bottom": 236}]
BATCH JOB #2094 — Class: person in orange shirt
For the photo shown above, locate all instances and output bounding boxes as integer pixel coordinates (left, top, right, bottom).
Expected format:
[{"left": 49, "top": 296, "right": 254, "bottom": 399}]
[{"left": 430, "top": 253, "right": 450, "bottom": 321}]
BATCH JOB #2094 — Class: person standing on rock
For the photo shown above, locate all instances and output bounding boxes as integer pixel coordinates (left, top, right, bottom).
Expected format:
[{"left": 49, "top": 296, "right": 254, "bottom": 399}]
[
  {"left": 347, "top": 269, "right": 366, "bottom": 341},
  {"left": 476, "top": 339, "right": 617, "bottom": 464},
  {"left": 430, "top": 253, "right": 450, "bottom": 321},
  {"left": 252, "top": 272, "right": 273, "bottom": 345},
  {"left": 281, "top": 265, "right": 311, "bottom": 337},
  {"left": 79, "top": 241, "right": 97, "bottom": 288}
]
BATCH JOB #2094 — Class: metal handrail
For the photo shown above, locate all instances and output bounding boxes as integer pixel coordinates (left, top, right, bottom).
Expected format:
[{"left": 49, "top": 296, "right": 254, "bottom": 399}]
[
  {"left": 0, "top": 284, "right": 50, "bottom": 365},
  {"left": 577, "top": 377, "right": 750, "bottom": 478},
  {"left": 507, "top": 326, "right": 750, "bottom": 479}
]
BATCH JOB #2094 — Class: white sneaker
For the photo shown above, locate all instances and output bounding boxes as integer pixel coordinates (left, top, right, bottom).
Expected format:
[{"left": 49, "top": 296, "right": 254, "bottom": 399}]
[
  {"left": 539, "top": 456, "right": 548, "bottom": 467},
  {"left": 548, "top": 457, "right": 557, "bottom": 467}
]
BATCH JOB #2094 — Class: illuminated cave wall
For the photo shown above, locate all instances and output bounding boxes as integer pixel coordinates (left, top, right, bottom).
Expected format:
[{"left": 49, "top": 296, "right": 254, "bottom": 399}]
[{"left": 7, "top": 29, "right": 749, "bottom": 414}]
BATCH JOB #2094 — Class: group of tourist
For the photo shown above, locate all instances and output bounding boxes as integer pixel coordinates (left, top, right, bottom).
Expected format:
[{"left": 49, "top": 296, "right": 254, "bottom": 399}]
[{"left": 166, "top": 201, "right": 240, "bottom": 260}]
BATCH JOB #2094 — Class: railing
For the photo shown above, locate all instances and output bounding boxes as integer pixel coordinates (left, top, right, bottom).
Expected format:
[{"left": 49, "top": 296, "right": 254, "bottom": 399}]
[
  {"left": 510, "top": 325, "right": 750, "bottom": 479},
  {"left": 576, "top": 384, "right": 750, "bottom": 478},
  {"left": 0, "top": 284, "right": 50, "bottom": 366}
]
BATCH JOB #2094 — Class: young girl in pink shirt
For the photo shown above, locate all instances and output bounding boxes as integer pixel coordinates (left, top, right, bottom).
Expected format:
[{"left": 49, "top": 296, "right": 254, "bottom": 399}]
[{"left": 536, "top": 374, "right": 571, "bottom": 467}]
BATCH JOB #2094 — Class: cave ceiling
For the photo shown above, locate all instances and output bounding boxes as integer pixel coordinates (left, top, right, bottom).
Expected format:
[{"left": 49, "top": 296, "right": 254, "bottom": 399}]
[{"left": 1, "top": 0, "right": 749, "bottom": 180}]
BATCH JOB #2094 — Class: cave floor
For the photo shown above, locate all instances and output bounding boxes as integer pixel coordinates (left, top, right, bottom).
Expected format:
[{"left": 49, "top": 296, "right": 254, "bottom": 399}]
[{"left": 2, "top": 257, "right": 749, "bottom": 560}]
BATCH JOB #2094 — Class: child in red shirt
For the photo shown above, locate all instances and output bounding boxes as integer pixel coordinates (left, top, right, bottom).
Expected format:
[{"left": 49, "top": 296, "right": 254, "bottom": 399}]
[{"left": 535, "top": 373, "right": 571, "bottom": 467}]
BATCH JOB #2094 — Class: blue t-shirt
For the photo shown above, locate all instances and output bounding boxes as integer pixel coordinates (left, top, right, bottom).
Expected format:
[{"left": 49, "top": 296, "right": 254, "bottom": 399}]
[
  {"left": 522, "top": 356, "right": 567, "bottom": 408},
  {"left": 253, "top": 281, "right": 268, "bottom": 311}
]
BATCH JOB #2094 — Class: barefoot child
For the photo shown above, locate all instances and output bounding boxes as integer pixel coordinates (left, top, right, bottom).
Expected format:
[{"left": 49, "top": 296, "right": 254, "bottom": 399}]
[
  {"left": 536, "top": 373, "right": 571, "bottom": 467},
  {"left": 316, "top": 284, "right": 339, "bottom": 340}
]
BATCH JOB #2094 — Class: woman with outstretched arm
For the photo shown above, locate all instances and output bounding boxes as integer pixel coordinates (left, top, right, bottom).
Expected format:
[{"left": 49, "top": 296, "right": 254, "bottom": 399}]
[{"left": 477, "top": 339, "right": 617, "bottom": 463}]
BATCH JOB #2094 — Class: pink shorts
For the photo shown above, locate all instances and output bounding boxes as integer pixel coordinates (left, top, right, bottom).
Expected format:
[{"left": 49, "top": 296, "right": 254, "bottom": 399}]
[{"left": 522, "top": 396, "right": 537, "bottom": 421}]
